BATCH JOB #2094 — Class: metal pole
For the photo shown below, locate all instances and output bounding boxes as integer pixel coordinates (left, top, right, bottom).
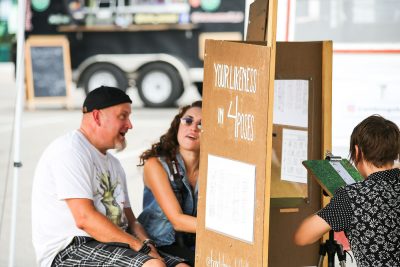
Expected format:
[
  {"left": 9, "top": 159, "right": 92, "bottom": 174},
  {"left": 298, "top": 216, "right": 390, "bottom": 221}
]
[{"left": 8, "top": 0, "right": 26, "bottom": 266}]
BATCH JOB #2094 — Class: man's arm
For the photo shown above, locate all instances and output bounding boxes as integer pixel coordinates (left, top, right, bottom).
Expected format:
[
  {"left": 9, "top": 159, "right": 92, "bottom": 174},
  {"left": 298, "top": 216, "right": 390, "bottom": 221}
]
[
  {"left": 124, "top": 207, "right": 149, "bottom": 242},
  {"left": 294, "top": 214, "right": 331, "bottom": 246},
  {"left": 124, "top": 207, "right": 162, "bottom": 260},
  {"left": 66, "top": 198, "right": 143, "bottom": 250}
]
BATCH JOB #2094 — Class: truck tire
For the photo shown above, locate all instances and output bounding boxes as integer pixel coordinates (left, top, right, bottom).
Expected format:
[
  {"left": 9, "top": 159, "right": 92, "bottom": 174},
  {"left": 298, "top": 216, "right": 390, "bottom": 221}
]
[
  {"left": 137, "top": 63, "right": 183, "bottom": 108},
  {"left": 81, "top": 63, "right": 129, "bottom": 94}
]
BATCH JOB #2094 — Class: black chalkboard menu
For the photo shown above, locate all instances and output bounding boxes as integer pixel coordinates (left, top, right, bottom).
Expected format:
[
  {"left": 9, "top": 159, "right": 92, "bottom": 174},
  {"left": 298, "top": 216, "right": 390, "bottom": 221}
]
[
  {"left": 30, "top": 46, "right": 66, "bottom": 97},
  {"left": 25, "top": 36, "right": 71, "bottom": 107}
]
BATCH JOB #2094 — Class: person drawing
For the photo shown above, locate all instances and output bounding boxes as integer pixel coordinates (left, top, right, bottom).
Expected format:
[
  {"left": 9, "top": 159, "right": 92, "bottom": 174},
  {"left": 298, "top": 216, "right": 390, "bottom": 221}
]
[{"left": 294, "top": 115, "right": 400, "bottom": 266}]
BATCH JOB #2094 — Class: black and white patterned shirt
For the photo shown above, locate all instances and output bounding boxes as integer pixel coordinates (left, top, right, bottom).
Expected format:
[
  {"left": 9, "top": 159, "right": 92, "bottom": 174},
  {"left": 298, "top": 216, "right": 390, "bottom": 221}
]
[{"left": 317, "top": 168, "right": 400, "bottom": 267}]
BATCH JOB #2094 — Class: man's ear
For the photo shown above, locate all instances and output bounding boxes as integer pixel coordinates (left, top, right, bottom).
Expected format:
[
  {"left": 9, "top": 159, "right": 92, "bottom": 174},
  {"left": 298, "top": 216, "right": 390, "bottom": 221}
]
[{"left": 92, "top": 110, "right": 102, "bottom": 126}]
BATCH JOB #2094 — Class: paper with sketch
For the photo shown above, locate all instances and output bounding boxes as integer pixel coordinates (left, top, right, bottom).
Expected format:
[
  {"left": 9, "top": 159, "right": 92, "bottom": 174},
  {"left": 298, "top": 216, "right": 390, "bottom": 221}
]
[
  {"left": 205, "top": 154, "right": 256, "bottom": 243},
  {"left": 273, "top": 80, "right": 309, "bottom": 128},
  {"left": 281, "top": 129, "right": 308, "bottom": 183},
  {"left": 329, "top": 161, "right": 357, "bottom": 185}
]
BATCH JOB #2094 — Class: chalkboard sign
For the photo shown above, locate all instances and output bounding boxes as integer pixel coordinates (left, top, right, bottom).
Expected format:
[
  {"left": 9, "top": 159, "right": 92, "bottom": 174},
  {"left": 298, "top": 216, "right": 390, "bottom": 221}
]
[
  {"left": 25, "top": 36, "right": 71, "bottom": 108},
  {"left": 30, "top": 46, "right": 66, "bottom": 97}
]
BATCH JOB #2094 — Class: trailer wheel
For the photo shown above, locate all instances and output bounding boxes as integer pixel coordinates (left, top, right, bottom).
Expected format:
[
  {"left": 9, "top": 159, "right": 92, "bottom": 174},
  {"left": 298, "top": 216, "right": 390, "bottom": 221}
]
[
  {"left": 137, "top": 63, "right": 183, "bottom": 107},
  {"left": 81, "top": 63, "right": 129, "bottom": 94}
]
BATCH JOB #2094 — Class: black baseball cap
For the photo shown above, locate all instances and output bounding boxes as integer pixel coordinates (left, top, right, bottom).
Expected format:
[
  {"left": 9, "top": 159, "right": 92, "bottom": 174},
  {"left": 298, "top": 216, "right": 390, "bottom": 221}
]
[{"left": 82, "top": 86, "right": 132, "bottom": 113}]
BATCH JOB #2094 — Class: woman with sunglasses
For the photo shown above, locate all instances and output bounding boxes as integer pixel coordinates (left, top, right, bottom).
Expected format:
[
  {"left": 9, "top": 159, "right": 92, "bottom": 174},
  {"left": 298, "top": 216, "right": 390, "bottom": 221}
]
[{"left": 137, "top": 101, "right": 202, "bottom": 266}]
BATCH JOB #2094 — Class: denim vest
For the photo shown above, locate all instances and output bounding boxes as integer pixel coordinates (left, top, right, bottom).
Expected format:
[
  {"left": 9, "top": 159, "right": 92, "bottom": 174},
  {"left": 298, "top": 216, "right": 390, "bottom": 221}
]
[{"left": 137, "top": 154, "right": 198, "bottom": 246}]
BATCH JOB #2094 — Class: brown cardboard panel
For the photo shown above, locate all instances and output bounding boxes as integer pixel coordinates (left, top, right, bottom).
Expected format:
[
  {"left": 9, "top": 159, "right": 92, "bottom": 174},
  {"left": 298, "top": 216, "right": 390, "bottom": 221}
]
[
  {"left": 198, "top": 32, "right": 243, "bottom": 60},
  {"left": 270, "top": 76, "right": 317, "bottom": 201},
  {"left": 271, "top": 124, "right": 308, "bottom": 199},
  {"left": 266, "top": 0, "right": 278, "bottom": 46},
  {"left": 196, "top": 39, "right": 274, "bottom": 266},
  {"left": 246, "top": 0, "right": 268, "bottom": 41},
  {"left": 246, "top": 0, "right": 278, "bottom": 46},
  {"left": 268, "top": 41, "right": 332, "bottom": 266}
]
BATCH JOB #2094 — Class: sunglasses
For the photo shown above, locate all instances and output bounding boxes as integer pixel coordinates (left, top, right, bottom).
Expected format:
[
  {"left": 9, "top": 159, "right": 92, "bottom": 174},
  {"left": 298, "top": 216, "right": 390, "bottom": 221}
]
[{"left": 181, "top": 117, "right": 202, "bottom": 130}]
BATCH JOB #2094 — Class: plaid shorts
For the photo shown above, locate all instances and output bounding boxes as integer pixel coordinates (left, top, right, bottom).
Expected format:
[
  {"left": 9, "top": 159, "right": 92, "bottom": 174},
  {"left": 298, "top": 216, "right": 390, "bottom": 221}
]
[{"left": 52, "top": 236, "right": 185, "bottom": 267}]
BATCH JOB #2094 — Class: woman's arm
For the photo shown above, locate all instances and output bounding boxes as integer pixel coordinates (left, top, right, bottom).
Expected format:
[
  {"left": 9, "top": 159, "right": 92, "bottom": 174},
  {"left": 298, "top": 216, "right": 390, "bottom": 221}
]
[
  {"left": 143, "top": 157, "right": 196, "bottom": 233},
  {"left": 294, "top": 214, "right": 331, "bottom": 246}
]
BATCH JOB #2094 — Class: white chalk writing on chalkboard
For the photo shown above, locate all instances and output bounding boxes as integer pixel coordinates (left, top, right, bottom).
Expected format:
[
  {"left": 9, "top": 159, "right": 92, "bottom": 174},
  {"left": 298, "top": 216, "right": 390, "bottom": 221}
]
[{"left": 30, "top": 46, "right": 66, "bottom": 97}]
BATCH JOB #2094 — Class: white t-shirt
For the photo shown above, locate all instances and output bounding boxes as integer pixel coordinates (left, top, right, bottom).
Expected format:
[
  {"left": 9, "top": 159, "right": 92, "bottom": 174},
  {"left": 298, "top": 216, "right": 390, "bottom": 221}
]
[{"left": 32, "top": 130, "right": 131, "bottom": 267}]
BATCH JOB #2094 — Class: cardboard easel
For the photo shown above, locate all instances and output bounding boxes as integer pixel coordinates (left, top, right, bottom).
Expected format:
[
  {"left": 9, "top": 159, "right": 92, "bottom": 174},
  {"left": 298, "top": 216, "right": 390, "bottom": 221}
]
[
  {"left": 268, "top": 39, "right": 333, "bottom": 267},
  {"left": 196, "top": 0, "right": 332, "bottom": 266},
  {"left": 195, "top": 0, "right": 277, "bottom": 266},
  {"left": 246, "top": 1, "right": 333, "bottom": 266}
]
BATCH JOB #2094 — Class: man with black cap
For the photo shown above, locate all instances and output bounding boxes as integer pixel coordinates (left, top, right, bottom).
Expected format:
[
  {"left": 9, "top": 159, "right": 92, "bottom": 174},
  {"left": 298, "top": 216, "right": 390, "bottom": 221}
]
[{"left": 32, "top": 86, "right": 188, "bottom": 267}]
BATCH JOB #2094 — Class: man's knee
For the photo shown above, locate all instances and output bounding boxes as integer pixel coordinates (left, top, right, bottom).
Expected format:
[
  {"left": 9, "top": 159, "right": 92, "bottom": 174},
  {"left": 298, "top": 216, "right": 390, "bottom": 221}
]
[
  {"left": 175, "top": 263, "right": 190, "bottom": 267},
  {"left": 143, "top": 258, "right": 166, "bottom": 267}
]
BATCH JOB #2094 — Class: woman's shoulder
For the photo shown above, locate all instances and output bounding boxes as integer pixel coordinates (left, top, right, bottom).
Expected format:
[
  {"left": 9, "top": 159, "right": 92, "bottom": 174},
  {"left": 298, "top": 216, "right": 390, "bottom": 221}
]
[
  {"left": 144, "top": 157, "right": 162, "bottom": 167},
  {"left": 144, "top": 157, "right": 168, "bottom": 173},
  {"left": 143, "top": 156, "right": 172, "bottom": 186}
]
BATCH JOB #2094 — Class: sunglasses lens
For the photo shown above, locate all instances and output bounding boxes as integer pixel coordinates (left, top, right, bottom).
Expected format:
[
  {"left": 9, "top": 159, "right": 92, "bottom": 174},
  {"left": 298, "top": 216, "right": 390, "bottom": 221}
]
[
  {"left": 181, "top": 118, "right": 193, "bottom": 125},
  {"left": 181, "top": 117, "right": 201, "bottom": 130}
]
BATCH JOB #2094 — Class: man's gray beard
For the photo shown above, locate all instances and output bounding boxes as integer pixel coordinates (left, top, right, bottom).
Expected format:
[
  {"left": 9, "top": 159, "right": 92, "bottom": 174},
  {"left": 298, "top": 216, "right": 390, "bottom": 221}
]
[{"left": 115, "top": 139, "right": 127, "bottom": 152}]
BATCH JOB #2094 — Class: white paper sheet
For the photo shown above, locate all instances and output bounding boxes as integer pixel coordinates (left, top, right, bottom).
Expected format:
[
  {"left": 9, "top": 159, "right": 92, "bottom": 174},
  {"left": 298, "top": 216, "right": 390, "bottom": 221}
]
[
  {"left": 281, "top": 129, "right": 308, "bottom": 183},
  {"left": 273, "top": 80, "right": 309, "bottom": 128},
  {"left": 205, "top": 154, "right": 256, "bottom": 243},
  {"left": 329, "top": 161, "right": 357, "bottom": 185}
]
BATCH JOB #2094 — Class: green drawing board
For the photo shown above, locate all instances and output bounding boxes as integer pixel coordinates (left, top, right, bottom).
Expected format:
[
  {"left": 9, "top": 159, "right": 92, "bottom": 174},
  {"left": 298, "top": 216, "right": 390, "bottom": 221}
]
[{"left": 302, "top": 159, "right": 364, "bottom": 197}]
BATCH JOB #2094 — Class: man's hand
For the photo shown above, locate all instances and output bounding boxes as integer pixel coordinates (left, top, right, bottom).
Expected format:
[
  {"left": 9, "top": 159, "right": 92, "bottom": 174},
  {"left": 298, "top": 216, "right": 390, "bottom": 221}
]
[{"left": 148, "top": 245, "right": 163, "bottom": 261}]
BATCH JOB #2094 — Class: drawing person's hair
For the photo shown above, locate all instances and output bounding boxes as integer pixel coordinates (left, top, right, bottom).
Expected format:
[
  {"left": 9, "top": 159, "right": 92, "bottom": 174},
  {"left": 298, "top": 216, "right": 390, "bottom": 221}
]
[{"left": 349, "top": 114, "right": 400, "bottom": 167}]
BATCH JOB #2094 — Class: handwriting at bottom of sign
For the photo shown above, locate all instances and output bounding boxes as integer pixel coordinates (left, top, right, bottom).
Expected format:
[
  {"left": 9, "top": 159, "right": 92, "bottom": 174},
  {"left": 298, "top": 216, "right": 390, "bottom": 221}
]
[{"left": 206, "top": 250, "right": 249, "bottom": 267}]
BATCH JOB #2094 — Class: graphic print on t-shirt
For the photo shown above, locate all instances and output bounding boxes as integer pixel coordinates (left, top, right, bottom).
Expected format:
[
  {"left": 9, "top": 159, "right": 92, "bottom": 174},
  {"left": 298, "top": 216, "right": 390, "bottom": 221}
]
[{"left": 95, "top": 171, "right": 124, "bottom": 227}]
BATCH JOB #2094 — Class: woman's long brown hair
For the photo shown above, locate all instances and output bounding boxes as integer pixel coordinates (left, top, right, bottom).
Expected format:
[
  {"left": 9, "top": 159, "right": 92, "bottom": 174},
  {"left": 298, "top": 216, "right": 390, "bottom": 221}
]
[{"left": 138, "top": 100, "right": 202, "bottom": 166}]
